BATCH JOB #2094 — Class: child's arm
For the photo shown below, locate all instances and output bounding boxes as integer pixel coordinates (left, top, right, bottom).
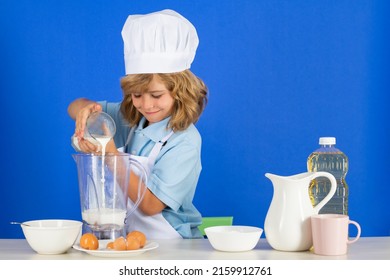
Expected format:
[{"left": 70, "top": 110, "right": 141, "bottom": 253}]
[{"left": 128, "top": 173, "right": 166, "bottom": 216}]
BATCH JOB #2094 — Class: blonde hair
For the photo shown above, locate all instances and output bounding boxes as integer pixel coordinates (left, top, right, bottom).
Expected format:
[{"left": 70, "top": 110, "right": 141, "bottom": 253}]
[{"left": 120, "top": 70, "right": 208, "bottom": 131}]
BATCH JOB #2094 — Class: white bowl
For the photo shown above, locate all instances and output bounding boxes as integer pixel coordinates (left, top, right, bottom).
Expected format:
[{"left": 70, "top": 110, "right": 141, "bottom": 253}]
[
  {"left": 21, "top": 219, "right": 82, "bottom": 254},
  {"left": 205, "top": 226, "right": 263, "bottom": 252}
]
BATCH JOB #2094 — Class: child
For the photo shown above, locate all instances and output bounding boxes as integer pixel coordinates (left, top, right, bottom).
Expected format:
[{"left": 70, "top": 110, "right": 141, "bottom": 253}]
[{"left": 68, "top": 10, "right": 208, "bottom": 239}]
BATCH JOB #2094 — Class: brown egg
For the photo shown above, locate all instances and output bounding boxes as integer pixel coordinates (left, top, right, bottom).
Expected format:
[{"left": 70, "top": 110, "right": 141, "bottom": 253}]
[
  {"left": 113, "top": 236, "right": 127, "bottom": 251},
  {"left": 126, "top": 235, "right": 141, "bottom": 250},
  {"left": 80, "top": 233, "right": 99, "bottom": 250},
  {"left": 106, "top": 241, "right": 114, "bottom": 250},
  {"left": 127, "top": 231, "right": 146, "bottom": 247}
]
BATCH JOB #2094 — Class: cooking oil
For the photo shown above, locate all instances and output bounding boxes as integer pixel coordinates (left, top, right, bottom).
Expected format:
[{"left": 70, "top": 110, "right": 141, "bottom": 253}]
[{"left": 307, "top": 137, "right": 349, "bottom": 214}]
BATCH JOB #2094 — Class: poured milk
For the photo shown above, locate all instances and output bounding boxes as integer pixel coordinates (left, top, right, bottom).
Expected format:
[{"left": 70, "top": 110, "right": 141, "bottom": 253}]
[
  {"left": 82, "top": 208, "right": 126, "bottom": 226},
  {"left": 91, "top": 134, "right": 111, "bottom": 207},
  {"left": 91, "top": 134, "right": 111, "bottom": 182}
]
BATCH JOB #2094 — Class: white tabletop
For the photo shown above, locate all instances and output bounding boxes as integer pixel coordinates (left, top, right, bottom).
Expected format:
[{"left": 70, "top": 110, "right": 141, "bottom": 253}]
[{"left": 0, "top": 236, "right": 389, "bottom": 260}]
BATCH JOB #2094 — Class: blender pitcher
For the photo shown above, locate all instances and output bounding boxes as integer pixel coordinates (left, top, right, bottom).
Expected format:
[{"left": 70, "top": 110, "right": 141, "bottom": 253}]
[{"left": 72, "top": 153, "right": 147, "bottom": 240}]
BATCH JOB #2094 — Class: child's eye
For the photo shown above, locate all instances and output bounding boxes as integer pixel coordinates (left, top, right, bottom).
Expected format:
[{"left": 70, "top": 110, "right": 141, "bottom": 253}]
[
  {"left": 150, "top": 90, "right": 167, "bottom": 99},
  {"left": 131, "top": 93, "right": 141, "bottom": 98}
]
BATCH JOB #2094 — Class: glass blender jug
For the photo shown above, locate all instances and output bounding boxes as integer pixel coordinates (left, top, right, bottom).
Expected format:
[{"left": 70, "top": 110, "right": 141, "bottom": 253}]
[{"left": 73, "top": 153, "right": 147, "bottom": 240}]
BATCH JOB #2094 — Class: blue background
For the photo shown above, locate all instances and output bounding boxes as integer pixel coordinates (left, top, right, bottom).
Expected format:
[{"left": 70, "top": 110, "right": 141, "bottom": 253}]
[{"left": 1, "top": 0, "right": 389, "bottom": 238}]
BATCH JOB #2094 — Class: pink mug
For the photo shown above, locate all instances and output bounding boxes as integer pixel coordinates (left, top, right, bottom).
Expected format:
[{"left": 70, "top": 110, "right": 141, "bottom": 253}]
[{"left": 311, "top": 214, "right": 361, "bottom": 256}]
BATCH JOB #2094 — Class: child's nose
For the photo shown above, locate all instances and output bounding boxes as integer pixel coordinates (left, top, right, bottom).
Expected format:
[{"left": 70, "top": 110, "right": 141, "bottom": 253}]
[{"left": 142, "top": 95, "right": 154, "bottom": 109}]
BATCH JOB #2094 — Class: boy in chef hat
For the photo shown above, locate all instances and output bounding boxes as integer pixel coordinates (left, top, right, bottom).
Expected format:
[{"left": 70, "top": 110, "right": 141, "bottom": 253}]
[{"left": 68, "top": 9, "right": 208, "bottom": 239}]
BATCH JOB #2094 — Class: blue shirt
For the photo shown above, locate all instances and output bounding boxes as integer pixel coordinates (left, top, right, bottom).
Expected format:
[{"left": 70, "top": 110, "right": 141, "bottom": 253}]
[{"left": 99, "top": 101, "right": 203, "bottom": 238}]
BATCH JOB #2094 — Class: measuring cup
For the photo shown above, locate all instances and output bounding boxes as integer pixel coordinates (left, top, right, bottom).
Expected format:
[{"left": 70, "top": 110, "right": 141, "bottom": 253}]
[{"left": 86, "top": 111, "right": 116, "bottom": 140}]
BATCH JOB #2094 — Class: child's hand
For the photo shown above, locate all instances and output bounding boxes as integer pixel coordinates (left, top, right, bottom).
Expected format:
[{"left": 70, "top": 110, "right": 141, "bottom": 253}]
[
  {"left": 73, "top": 137, "right": 119, "bottom": 155},
  {"left": 77, "top": 137, "right": 101, "bottom": 154},
  {"left": 74, "top": 103, "right": 102, "bottom": 140}
]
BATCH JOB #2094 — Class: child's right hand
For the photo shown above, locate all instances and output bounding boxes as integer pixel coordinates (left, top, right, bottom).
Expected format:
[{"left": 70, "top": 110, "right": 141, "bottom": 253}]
[
  {"left": 74, "top": 103, "right": 102, "bottom": 140},
  {"left": 73, "top": 135, "right": 102, "bottom": 154},
  {"left": 71, "top": 102, "right": 103, "bottom": 154}
]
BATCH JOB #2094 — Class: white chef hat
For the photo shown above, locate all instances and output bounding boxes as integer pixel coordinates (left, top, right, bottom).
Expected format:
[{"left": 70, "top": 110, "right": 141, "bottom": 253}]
[{"left": 121, "top": 9, "right": 199, "bottom": 74}]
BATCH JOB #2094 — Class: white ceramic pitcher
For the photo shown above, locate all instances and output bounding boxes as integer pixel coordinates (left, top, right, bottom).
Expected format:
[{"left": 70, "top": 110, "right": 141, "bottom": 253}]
[{"left": 264, "top": 172, "right": 336, "bottom": 251}]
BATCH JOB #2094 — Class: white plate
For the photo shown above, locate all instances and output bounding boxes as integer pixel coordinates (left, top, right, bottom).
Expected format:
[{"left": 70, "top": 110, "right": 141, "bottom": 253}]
[{"left": 73, "top": 240, "right": 159, "bottom": 258}]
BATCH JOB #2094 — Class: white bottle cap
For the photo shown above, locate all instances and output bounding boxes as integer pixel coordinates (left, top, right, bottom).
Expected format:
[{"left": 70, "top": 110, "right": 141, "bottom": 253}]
[{"left": 319, "top": 137, "right": 336, "bottom": 145}]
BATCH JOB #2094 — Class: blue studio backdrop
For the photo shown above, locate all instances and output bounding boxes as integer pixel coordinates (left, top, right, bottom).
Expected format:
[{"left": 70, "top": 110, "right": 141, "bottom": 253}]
[{"left": 1, "top": 0, "right": 389, "bottom": 238}]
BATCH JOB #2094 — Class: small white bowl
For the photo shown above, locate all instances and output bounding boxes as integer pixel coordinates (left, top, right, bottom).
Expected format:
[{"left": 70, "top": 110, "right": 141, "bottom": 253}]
[
  {"left": 21, "top": 219, "right": 82, "bottom": 254},
  {"left": 205, "top": 226, "right": 263, "bottom": 252}
]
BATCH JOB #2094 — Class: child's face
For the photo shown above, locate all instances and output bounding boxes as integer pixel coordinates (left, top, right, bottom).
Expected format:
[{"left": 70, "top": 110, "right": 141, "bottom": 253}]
[{"left": 131, "top": 75, "right": 174, "bottom": 125}]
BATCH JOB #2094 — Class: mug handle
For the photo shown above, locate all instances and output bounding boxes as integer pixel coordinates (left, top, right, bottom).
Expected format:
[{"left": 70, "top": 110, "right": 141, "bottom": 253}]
[
  {"left": 347, "top": 220, "right": 361, "bottom": 244},
  {"left": 312, "top": 172, "right": 337, "bottom": 213}
]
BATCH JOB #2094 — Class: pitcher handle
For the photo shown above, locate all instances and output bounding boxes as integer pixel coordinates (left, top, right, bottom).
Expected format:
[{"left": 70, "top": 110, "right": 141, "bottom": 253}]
[
  {"left": 126, "top": 158, "right": 148, "bottom": 218},
  {"left": 312, "top": 171, "right": 337, "bottom": 213}
]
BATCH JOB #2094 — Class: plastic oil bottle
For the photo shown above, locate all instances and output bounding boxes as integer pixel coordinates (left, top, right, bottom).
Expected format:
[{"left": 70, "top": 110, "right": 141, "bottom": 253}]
[{"left": 307, "top": 137, "right": 349, "bottom": 214}]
